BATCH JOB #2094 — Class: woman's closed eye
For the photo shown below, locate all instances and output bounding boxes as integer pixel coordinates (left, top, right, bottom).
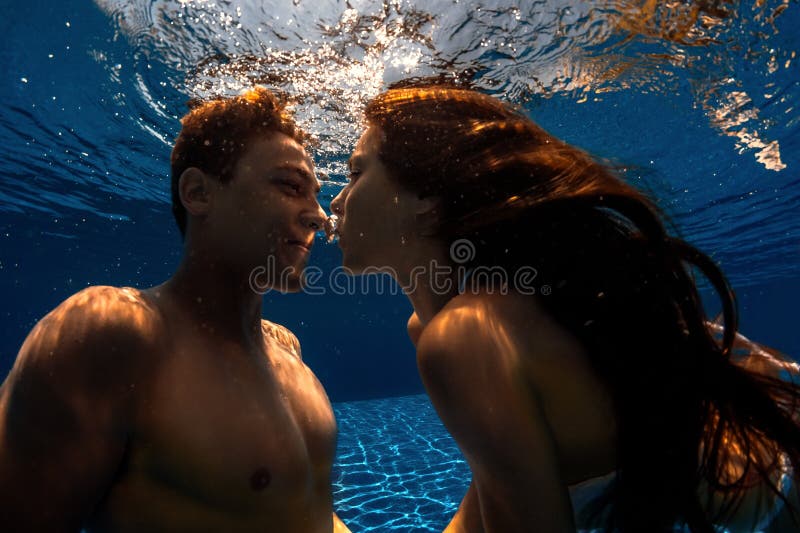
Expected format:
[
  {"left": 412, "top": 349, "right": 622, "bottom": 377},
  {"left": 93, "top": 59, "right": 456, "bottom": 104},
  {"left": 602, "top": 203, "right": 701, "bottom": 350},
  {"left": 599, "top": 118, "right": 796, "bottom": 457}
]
[{"left": 347, "top": 170, "right": 362, "bottom": 182}]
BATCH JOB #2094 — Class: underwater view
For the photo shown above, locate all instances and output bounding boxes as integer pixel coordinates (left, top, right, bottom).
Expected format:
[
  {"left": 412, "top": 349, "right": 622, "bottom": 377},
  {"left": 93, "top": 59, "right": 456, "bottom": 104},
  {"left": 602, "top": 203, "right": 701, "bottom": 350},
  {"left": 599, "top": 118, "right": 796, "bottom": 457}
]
[{"left": 1, "top": 0, "right": 799, "bottom": 531}]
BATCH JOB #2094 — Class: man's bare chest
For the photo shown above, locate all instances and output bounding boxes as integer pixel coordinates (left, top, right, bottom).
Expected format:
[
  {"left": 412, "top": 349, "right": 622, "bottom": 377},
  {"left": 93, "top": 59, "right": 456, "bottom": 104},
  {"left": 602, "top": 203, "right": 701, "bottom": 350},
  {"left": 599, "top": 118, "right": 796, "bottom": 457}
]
[{"left": 126, "top": 336, "right": 337, "bottom": 512}]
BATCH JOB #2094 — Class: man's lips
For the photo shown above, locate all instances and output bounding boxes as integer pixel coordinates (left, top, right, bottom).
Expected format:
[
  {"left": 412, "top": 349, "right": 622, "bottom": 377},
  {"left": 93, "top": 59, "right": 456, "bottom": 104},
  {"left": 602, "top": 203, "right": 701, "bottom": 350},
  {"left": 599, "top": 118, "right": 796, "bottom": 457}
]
[{"left": 285, "top": 238, "right": 312, "bottom": 252}]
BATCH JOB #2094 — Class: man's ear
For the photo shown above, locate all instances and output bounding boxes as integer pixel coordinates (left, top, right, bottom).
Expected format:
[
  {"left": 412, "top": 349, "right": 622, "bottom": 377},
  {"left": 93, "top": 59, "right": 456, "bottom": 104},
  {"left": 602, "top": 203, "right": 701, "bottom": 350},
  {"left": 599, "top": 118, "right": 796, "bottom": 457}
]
[
  {"left": 179, "top": 167, "right": 213, "bottom": 216},
  {"left": 415, "top": 196, "right": 441, "bottom": 236}
]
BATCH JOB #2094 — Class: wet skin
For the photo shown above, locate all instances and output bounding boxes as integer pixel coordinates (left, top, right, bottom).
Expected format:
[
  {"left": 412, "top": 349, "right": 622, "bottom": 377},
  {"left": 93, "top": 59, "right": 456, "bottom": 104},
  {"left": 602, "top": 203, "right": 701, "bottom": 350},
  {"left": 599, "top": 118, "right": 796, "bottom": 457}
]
[
  {"left": 332, "top": 126, "right": 797, "bottom": 533},
  {"left": 332, "top": 127, "right": 616, "bottom": 532},
  {"left": 0, "top": 133, "right": 350, "bottom": 532}
]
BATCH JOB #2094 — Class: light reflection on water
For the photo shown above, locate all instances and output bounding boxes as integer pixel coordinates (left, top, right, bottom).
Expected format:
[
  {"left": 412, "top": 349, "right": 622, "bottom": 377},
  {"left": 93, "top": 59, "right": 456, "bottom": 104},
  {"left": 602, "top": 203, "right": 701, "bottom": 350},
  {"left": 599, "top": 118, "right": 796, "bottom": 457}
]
[
  {"left": 93, "top": 0, "right": 794, "bottom": 174},
  {"left": 1, "top": 0, "right": 798, "bottom": 284}
]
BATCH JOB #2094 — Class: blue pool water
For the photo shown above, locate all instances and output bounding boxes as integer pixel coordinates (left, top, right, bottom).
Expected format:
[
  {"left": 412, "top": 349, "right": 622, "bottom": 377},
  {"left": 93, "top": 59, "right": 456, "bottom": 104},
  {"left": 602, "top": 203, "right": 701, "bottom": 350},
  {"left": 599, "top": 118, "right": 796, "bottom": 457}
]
[
  {"left": 1, "top": 0, "right": 799, "bottom": 531},
  {"left": 332, "top": 395, "right": 469, "bottom": 531}
]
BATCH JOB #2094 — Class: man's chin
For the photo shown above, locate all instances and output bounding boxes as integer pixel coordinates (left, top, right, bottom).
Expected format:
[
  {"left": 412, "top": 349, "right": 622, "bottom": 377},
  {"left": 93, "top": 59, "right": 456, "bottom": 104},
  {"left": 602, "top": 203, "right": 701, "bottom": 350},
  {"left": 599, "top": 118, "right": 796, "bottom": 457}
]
[
  {"left": 247, "top": 263, "right": 307, "bottom": 295},
  {"left": 273, "top": 282, "right": 302, "bottom": 294},
  {"left": 274, "top": 266, "right": 307, "bottom": 293},
  {"left": 254, "top": 275, "right": 304, "bottom": 294}
]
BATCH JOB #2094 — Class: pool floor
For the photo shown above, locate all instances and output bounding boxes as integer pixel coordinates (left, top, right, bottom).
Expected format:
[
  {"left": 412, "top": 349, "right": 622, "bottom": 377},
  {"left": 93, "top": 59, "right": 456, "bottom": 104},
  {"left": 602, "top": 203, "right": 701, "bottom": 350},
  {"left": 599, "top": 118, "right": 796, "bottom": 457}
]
[{"left": 332, "top": 394, "right": 470, "bottom": 532}]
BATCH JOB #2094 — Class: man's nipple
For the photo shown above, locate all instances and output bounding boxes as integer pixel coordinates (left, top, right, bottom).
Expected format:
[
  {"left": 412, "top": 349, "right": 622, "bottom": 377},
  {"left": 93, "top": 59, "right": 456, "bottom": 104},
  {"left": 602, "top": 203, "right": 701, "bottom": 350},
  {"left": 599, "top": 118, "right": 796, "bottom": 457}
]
[{"left": 250, "top": 466, "right": 272, "bottom": 491}]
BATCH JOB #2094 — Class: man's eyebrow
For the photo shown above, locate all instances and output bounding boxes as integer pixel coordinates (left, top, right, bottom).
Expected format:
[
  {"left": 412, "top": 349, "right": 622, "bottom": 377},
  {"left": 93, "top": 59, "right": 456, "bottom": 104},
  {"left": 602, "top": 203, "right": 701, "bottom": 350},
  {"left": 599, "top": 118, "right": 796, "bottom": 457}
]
[{"left": 276, "top": 165, "right": 321, "bottom": 193}]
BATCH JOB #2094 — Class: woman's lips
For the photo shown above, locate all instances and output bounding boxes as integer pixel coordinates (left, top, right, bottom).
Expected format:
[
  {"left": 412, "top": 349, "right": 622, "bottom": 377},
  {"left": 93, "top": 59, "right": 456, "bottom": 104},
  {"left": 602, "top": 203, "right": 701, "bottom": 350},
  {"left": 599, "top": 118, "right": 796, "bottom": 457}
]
[
  {"left": 325, "top": 214, "right": 339, "bottom": 232},
  {"left": 325, "top": 215, "right": 340, "bottom": 243}
]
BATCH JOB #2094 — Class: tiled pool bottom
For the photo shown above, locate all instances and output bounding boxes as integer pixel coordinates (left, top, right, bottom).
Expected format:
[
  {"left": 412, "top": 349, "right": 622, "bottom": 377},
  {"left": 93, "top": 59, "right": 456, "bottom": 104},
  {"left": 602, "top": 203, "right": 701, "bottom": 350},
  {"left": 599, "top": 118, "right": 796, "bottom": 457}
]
[
  {"left": 331, "top": 397, "right": 788, "bottom": 533},
  {"left": 331, "top": 394, "right": 471, "bottom": 532}
]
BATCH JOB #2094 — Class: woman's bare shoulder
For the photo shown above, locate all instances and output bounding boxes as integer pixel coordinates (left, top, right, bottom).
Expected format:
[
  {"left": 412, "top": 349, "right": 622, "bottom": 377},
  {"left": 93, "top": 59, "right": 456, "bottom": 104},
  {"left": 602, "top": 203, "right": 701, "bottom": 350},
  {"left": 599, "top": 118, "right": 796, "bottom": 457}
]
[
  {"left": 416, "top": 290, "right": 590, "bottom": 390},
  {"left": 423, "top": 291, "right": 584, "bottom": 359}
]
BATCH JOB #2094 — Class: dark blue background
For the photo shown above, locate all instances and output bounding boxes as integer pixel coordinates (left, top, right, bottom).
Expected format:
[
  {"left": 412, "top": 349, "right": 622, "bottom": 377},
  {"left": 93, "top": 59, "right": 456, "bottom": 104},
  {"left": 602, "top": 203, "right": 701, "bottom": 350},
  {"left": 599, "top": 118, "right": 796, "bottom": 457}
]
[{"left": 1, "top": 0, "right": 798, "bottom": 403}]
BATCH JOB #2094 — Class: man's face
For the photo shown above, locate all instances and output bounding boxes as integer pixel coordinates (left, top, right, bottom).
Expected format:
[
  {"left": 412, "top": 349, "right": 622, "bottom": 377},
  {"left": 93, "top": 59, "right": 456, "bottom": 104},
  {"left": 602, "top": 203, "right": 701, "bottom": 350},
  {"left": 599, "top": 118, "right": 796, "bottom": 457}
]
[{"left": 206, "top": 132, "right": 325, "bottom": 292}]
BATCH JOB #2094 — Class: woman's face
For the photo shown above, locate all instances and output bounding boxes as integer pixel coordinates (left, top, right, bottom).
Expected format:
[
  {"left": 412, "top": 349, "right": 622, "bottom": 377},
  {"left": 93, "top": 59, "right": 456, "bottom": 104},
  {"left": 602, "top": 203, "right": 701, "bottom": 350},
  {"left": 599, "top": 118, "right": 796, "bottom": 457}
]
[{"left": 330, "top": 126, "right": 425, "bottom": 274}]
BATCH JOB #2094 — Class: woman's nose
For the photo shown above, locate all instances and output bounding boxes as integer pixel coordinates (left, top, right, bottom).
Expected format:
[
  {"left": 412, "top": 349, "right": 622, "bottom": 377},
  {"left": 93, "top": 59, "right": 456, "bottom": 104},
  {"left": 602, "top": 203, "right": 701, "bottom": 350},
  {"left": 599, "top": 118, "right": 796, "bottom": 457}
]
[{"left": 330, "top": 190, "right": 345, "bottom": 215}]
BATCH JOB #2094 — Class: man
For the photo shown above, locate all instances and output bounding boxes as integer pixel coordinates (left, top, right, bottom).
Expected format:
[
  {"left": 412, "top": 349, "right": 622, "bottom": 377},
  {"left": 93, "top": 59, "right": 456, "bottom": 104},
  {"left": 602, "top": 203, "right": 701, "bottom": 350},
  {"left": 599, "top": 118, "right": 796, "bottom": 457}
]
[{"left": 0, "top": 87, "right": 351, "bottom": 532}]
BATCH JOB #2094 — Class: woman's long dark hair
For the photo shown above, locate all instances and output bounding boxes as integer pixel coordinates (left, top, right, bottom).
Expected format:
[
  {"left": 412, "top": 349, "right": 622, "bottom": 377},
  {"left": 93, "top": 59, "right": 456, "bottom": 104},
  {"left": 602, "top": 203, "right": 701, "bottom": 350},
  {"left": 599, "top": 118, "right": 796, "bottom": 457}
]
[{"left": 365, "top": 84, "right": 800, "bottom": 532}]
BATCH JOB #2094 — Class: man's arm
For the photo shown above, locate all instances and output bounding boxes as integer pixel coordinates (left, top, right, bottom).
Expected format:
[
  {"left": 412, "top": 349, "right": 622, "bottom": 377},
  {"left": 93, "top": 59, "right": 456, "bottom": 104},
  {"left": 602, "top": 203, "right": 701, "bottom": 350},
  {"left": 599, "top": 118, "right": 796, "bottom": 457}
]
[
  {"left": 0, "top": 286, "right": 157, "bottom": 531},
  {"left": 417, "top": 303, "right": 575, "bottom": 533}
]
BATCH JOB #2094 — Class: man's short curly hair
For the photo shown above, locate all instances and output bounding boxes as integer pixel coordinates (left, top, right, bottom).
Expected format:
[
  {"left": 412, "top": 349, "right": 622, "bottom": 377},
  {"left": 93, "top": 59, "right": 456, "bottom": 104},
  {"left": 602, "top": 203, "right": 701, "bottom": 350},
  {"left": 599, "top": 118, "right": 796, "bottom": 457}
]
[{"left": 170, "top": 87, "right": 306, "bottom": 237}]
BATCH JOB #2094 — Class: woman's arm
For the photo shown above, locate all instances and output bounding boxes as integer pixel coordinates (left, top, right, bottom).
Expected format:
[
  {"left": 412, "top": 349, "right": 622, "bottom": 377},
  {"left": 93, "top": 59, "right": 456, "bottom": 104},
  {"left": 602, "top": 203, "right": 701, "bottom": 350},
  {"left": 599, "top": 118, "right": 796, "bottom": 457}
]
[
  {"left": 407, "top": 311, "right": 424, "bottom": 347},
  {"left": 417, "top": 304, "right": 576, "bottom": 533},
  {"left": 333, "top": 512, "right": 352, "bottom": 532},
  {"left": 444, "top": 481, "right": 484, "bottom": 533}
]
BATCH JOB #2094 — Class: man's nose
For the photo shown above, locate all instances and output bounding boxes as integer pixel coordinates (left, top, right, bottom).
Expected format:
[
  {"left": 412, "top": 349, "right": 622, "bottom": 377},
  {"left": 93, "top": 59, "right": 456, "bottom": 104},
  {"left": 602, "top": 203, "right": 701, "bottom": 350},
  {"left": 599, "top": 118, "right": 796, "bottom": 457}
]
[{"left": 301, "top": 202, "right": 328, "bottom": 232}]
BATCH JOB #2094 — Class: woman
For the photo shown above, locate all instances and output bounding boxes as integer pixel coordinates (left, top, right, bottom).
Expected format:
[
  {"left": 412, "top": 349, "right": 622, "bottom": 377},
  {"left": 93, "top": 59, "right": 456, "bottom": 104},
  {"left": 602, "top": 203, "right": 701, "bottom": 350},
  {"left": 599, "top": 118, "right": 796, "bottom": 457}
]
[{"left": 329, "top": 84, "right": 800, "bottom": 532}]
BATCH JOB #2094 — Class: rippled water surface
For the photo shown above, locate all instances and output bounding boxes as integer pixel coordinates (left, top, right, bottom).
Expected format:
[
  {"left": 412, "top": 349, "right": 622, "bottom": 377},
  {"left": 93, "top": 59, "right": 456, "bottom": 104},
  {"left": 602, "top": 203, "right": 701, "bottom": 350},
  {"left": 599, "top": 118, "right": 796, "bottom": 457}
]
[{"left": 1, "top": 0, "right": 798, "bottom": 287}]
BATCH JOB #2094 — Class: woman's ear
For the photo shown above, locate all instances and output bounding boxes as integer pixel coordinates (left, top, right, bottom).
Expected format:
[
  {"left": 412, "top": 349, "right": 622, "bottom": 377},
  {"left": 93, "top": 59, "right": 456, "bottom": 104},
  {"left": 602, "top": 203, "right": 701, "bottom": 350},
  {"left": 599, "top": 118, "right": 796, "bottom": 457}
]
[
  {"left": 179, "top": 167, "right": 213, "bottom": 216},
  {"left": 415, "top": 196, "right": 441, "bottom": 236}
]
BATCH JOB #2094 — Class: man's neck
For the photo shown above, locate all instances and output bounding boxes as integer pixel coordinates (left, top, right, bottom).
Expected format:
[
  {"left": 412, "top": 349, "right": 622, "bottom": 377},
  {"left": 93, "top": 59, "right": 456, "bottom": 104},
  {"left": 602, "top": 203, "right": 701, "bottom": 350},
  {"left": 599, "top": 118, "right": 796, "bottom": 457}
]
[{"left": 164, "top": 253, "right": 265, "bottom": 346}]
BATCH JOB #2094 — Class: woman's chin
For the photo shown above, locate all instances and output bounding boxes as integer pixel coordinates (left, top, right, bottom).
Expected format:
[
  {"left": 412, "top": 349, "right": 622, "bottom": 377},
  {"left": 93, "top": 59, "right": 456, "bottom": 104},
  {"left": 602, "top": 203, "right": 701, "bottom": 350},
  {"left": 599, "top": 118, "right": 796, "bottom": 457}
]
[
  {"left": 340, "top": 258, "right": 364, "bottom": 275},
  {"left": 339, "top": 245, "right": 394, "bottom": 275},
  {"left": 339, "top": 253, "right": 375, "bottom": 276}
]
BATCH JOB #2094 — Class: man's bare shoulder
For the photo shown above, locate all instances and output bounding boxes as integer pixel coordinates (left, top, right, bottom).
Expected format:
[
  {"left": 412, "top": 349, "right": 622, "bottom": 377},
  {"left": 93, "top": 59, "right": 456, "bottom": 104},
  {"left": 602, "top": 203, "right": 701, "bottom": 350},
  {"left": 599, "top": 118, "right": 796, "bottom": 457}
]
[
  {"left": 9, "top": 285, "right": 164, "bottom": 385},
  {"left": 0, "top": 285, "right": 165, "bottom": 529},
  {"left": 261, "top": 319, "right": 302, "bottom": 360}
]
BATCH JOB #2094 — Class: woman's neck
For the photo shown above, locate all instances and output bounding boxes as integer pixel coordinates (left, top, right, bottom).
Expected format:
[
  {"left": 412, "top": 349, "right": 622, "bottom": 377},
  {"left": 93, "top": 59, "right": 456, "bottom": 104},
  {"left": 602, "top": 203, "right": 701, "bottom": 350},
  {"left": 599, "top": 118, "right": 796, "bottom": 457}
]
[{"left": 397, "top": 241, "right": 461, "bottom": 326}]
